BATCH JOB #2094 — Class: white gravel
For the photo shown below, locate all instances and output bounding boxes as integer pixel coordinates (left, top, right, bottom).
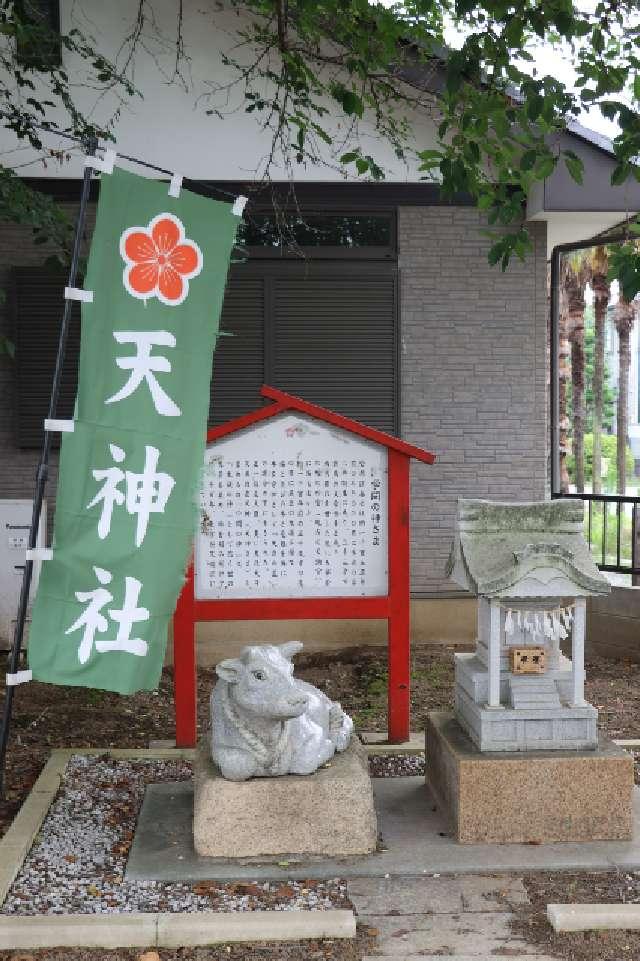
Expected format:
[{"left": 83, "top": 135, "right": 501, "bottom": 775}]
[{"left": 1, "top": 755, "right": 348, "bottom": 916}]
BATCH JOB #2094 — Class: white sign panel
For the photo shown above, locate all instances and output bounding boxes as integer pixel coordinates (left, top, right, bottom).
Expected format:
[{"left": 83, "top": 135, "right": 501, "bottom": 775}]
[
  {"left": 0, "top": 499, "right": 45, "bottom": 645},
  {"left": 195, "top": 413, "right": 388, "bottom": 599}
]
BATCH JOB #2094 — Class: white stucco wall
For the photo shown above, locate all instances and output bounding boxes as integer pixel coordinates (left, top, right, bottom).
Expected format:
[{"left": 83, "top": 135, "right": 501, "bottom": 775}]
[{"left": 0, "top": 0, "right": 440, "bottom": 182}]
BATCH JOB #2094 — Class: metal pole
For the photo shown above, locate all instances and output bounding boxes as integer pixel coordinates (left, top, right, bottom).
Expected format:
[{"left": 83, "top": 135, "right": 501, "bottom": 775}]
[
  {"left": 0, "top": 138, "right": 96, "bottom": 797},
  {"left": 550, "top": 236, "right": 618, "bottom": 499},
  {"left": 550, "top": 246, "right": 561, "bottom": 495}
]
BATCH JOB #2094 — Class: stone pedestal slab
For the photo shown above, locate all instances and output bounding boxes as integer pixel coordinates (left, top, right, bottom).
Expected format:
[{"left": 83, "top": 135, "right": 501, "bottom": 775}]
[
  {"left": 425, "top": 711, "right": 633, "bottom": 844},
  {"left": 193, "top": 736, "right": 377, "bottom": 859}
]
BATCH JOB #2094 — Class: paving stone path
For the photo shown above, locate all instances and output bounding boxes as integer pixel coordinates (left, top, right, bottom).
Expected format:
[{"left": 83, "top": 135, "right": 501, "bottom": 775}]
[{"left": 348, "top": 874, "right": 559, "bottom": 960}]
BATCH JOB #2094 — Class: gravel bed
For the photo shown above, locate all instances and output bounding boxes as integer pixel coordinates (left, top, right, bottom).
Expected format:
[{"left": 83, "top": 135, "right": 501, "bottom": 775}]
[
  {"left": 1, "top": 755, "right": 348, "bottom": 916},
  {"left": 368, "top": 753, "right": 424, "bottom": 777}
]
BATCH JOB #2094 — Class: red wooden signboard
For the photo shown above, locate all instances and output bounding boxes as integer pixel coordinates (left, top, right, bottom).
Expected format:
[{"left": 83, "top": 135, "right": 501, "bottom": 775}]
[{"left": 173, "top": 386, "right": 435, "bottom": 746}]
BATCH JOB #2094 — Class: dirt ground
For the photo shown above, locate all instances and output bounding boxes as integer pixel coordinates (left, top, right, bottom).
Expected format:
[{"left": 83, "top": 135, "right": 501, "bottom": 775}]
[
  {"left": 0, "top": 935, "right": 377, "bottom": 961},
  {"left": 515, "top": 871, "right": 640, "bottom": 961},
  {"left": 1, "top": 645, "right": 640, "bottom": 961}
]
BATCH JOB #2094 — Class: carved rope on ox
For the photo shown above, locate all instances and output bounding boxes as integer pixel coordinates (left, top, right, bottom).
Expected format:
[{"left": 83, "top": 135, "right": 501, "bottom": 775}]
[{"left": 218, "top": 682, "right": 290, "bottom": 774}]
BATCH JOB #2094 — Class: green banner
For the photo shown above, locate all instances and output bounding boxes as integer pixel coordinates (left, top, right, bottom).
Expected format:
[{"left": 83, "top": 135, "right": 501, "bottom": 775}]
[{"left": 28, "top": 167, "right": 240, "bottom": 693}]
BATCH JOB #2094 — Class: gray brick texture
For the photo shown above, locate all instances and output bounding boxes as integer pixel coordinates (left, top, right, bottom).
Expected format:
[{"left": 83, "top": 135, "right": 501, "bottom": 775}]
[{"left": 399, "top": 207, "right": 548, "bottom": 594}]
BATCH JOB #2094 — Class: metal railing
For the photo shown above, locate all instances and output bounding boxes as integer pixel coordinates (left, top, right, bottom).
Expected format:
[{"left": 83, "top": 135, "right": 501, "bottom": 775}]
[{"left": 552, "top": 492, "right": 640, "bottom": 577}]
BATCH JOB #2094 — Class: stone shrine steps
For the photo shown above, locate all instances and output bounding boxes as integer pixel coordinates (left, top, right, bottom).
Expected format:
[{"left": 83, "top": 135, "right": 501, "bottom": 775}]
[{"left": 508, "top": 676, "right": 562, "bottom": 711}]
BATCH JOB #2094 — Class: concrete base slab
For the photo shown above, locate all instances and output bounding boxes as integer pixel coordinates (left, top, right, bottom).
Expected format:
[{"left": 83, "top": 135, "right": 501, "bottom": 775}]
[
  {"left": 360, "top": 732, "right": 424, "bottom": 755},
  {"left": 348, "top": 875, "right": 529, "bottom": 915},
  {"left": 356, "top": 874, "right": 552, "bottom": 959},
  {"left": 426, "top": 711, "right": 634, "bottom": 843},
  {"left": 357, "top": 912, "right": 535, "bottom": 956},
  {"left": 126, "top": 776, "right": 640, "bottom": 882}
]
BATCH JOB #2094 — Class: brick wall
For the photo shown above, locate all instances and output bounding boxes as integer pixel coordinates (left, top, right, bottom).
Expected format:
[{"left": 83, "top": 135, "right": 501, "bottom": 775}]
[{"left": 399, "top": 207, "right": 548, "bottom": 594}]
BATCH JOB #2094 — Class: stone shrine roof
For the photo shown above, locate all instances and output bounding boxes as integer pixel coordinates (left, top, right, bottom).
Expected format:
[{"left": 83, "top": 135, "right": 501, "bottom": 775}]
[{"left": 447, "top": 498, "right": 611, "bottom": 598}]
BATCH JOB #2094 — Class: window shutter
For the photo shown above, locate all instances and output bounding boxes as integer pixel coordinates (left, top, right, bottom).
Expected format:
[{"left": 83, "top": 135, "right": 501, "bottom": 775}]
[
  {"left": 13, "top": 267, "right": 80, "bottom": 448},
  {"left": 270, "top": 267, "right": 398, "bottom": 433},
  {"left": 209, "top": 272, "right": 265, "bottom": 425}
]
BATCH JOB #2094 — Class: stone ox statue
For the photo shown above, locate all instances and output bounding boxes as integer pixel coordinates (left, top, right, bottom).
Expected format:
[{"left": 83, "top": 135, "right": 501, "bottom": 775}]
[{"left": 210, "top": 642, "right": 354, "bottom": 780}]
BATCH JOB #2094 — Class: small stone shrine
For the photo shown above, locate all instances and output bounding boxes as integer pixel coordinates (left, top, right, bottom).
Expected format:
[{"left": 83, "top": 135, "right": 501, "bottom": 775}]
[
  {"left": 425, "top": 498, "right": 635, "bottom": 844},
  {"left": 448, "top": 497, "right": 610, "bottom": 752},
  {"left": 193, "top": 642, "right": 377, "bottom": 859}
]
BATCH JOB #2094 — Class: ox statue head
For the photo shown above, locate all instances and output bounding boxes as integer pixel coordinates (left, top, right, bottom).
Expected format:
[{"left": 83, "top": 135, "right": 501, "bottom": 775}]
[{"left": 215, "top": 642, "right": 309, "bottom": 719}]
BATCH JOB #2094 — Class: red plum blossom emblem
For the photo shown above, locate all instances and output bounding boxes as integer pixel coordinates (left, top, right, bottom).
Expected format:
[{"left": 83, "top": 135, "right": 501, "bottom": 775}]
[{"left": 120, "top": 213, "right": 203, "bottom": 306}]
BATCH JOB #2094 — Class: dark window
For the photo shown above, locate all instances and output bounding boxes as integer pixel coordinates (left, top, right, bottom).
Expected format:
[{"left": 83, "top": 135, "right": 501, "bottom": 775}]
[
  {"left": 16, "top": 0, "right": 61, "bottom": 70},
  {"left": 238, "top": 211, "right": 395, "bottom": 260},
  {"left": 13, "top": 267, "right": 79, "bottom": 447}
]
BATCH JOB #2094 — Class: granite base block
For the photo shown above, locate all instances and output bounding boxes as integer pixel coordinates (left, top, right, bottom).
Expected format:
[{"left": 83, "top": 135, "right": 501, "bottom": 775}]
[
  {"left": 425, "top": 711, "right": 634, "bottom": 844},
  {"left": 193, "top": 737, "right": 377, "bottom": 859}
]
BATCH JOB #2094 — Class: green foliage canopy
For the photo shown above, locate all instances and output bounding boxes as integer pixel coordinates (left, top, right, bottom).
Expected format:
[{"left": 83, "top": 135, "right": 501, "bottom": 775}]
[{"left": 223, "top": 0, "right": 640, "bottom": 281}]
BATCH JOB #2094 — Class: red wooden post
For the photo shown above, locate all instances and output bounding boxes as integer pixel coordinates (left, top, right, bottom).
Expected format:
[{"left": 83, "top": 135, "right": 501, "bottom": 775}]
[
  {"left": 173, "top": 561, "right": 198, "bottom": 747},
  {"left": 387, "top": 449, "right": 411, "bottom": 743}
]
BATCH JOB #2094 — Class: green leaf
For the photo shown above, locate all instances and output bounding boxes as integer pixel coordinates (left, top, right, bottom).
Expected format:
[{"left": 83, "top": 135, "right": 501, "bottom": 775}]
[
  {"left": 340, "top": 89, "right": 363, "bottom": 118},
  {"left": 526, "top": 94, "right": 544, "bottom": 122},
  {"left": 534, "top": 155, "right": 556, "bottom": 179},
  {"left": 340, "top": 151, "right": 359, "bottom": 164},
  {"left": 611, "top": 163, "right": 628, "bottom": 186},
  {"left": 564, "top": 151, "right": 584, "bottom": 184}
]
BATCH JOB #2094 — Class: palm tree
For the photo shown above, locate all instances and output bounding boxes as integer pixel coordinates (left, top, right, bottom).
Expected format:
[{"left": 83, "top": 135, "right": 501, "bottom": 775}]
[
  {"left": 561, "top": 253, "right": 591, "bottom": 491},
  {"left": 558, "top": 276, "right": 571, "bottom": 492},
  {"left": 613, "top": 296, "right": 638, "bottom": 494},
  {"left": 589, "top": 246, "right": 610, "bottom": 494}
]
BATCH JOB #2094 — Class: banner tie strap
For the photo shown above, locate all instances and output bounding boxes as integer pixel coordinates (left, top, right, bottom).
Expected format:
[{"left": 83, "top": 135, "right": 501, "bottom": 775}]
[
  {"left": 6, "top": 670, "right": 32, "bottom": 687},
  {"left": 26, "top": 548, "right": 53, "bottom": 561},
  {"left": 65, "top": 287, "right": 93, "bottom": 303},
  {"left": 44, "top": 419, "right": 75, "bottom": 433},
  {"left": 232, "top": 195, "right": 248, "bottom": 216},
  {"left": 84, "top": 149, "right": 116, "bottom": 175},
  {"left": 168, "top": 173, "right": 182, "bottom": 198}
]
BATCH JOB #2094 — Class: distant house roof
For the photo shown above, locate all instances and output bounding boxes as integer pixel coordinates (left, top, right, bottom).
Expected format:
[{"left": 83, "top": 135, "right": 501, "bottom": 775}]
[
  {"left": 401, "top": 47, "right": 616, "bottom": 158},
  {"left": 447, "top": 498, "right": 611, "bottom": 597},
  {"left": 566, "top": 120, "right": 616, "bottom": 158}
]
